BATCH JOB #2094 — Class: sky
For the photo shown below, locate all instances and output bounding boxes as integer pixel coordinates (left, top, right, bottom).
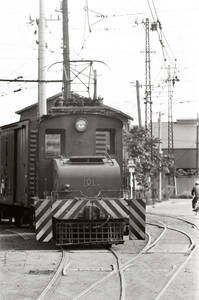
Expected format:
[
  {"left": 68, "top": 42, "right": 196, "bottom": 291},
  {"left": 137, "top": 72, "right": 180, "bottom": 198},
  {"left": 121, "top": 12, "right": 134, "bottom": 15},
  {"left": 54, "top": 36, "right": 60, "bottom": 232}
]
[{"left": 0, "top": 0, "right": 199, "bottom": 126}]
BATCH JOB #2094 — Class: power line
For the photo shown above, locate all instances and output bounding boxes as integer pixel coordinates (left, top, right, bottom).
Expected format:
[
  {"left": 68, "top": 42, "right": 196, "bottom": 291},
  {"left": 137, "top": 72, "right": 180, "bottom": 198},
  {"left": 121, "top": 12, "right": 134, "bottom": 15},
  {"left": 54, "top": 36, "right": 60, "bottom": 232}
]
[
  {"left": 146, "top": 0, "right": 177, "bottom": 67},
  {"left": 151, "top": 0, "right": 159, "bottom": 20},
  {"left": 0, "top": 78, "right": 63, "bottom": 83},
  {"left": 146, "top": 0, "right": 155, "bottom": 21}
]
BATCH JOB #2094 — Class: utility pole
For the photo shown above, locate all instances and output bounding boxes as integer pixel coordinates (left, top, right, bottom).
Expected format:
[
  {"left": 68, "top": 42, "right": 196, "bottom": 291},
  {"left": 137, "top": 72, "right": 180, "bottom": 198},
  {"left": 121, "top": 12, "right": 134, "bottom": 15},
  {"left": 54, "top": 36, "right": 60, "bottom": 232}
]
[
  {"left": 167, "top": 65, "right": 174, "bottom": 159},
  {"left": 62, "top": 0, "right": 71, "bottom": 101},
  {"left": 38, "top": 0, "right": 47, "bottom": 117},
  {"left": 136, "top": 80, "right": 142, "bottom": 128},
  {"left": 144, "top": 18, "right": 152, "bottom": 137},
  {"left": 158, "top": 112, "right": 162, "bottom": 201},
  {"left": 196, "top": 113, "right": 199, "bottom": 176},
  {"left": 144, "top": 18, "right": 155, "bottom": 204},
  {"left": 167, "top": 65, "right": 176, "bottom": 195},
  {"left": 93, "top": 69, "right": 97, "bottom": 100}
]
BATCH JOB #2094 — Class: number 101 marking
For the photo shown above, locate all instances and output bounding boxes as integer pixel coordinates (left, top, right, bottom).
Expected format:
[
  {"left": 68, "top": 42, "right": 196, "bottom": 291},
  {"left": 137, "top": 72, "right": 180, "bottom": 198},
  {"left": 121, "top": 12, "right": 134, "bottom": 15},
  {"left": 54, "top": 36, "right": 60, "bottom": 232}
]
[{"left": 83, "top": 176, "right": 96, "bottom": 186}]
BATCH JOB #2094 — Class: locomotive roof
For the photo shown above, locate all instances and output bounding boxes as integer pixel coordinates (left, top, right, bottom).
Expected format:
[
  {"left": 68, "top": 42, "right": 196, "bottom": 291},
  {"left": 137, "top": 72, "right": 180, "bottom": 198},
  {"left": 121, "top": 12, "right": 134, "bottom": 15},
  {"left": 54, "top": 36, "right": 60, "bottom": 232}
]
[
  {"left": 48, "top": 105, "right": 133, "bottom": 123},
  {"left": 16, "top": 92, "right": 133, "bottom": 123}
]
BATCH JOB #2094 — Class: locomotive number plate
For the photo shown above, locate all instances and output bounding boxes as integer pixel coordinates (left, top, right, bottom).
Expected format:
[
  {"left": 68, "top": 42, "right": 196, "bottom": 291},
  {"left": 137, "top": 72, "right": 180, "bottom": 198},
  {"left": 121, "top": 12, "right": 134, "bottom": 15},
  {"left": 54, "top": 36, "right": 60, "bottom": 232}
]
[{"left": 83, "top": 176, "right": 97, "bottom": 186}]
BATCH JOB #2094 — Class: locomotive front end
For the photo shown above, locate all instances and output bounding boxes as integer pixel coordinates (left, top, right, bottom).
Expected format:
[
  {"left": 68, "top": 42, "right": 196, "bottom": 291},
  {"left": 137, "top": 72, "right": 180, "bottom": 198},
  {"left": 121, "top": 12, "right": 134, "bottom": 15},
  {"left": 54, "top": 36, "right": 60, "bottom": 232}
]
[
  {"left": 53, "top": 155, "right": 121, "bottom": 198},
  {"left": 51, "top": 156, "right": 126, "bottom": 246}
]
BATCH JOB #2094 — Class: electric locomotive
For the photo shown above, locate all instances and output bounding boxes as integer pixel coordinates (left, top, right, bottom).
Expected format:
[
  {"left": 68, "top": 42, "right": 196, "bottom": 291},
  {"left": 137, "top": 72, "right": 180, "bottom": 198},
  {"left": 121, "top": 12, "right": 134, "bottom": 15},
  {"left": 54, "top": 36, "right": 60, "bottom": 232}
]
[{"left": 0, "top": 93, "right": 145, "bottom": 246}]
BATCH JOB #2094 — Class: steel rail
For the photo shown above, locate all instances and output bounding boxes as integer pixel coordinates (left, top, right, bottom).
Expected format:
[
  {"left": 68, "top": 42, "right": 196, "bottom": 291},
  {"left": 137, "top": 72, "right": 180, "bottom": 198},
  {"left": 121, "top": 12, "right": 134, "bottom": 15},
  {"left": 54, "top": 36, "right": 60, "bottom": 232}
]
[
  {"left": 34, "top": 227, "right": 158, "bottom": 300},
  {"left": 36, "top": 249, "right": 69, "bottom": 300},
  {"left": 144, "top": 221, "right": 167, "bottom": 252},
  {"left": 110, "top": 248, "right": 126, "bottom": 300},
  {"left": 147, "top": 211, "right": 199, "bottom": 227},
  {"left": 72, "top": 249, "right": 121, "bottom": 300},
  {"left": 72, "top": 233, "right": 152, "bottom": 299},
  {"left": 3, "top": 229, "right": 35, "bottom": 240},
  {"left": 119, "top": 218, "right": 196, "bottom": 300},
  {"left": 121, "top": 222, "right": 167, "bottom": 271},
  {"left": 147, "top": 213, "right": 195, "bottom": 253},
  {"left": 36, "top": 248, "right": 118, "bottom": 300},
  {"left": 147, "top": 212, "right": 199, "bottom": 300},
  {"left": 154, "top": 243, "right": 199, "bottom": 300},
  {"left": 146, "top": 221, "right": 194, "bottom": 253}
]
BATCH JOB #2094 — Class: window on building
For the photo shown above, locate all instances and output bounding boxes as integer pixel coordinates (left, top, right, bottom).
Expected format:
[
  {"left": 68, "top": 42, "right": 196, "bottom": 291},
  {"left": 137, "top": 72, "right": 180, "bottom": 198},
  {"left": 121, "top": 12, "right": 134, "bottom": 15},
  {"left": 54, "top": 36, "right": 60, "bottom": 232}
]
[
  {"left": 96, "top": 129, "right": 115, "bottom": 155},
  {"left": 45, "top": 129, "right": 65, "bottom": 156}
]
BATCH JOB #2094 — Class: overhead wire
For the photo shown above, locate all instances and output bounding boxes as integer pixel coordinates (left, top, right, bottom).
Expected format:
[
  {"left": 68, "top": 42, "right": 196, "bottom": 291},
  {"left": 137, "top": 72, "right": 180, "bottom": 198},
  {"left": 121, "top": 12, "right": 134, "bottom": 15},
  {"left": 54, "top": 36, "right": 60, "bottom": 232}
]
[
  {"left": 149, "top": 0, "right": 177, "bottom": 66},
  {"left": 85, "top": 0, "right": 92, "bottom": 33},
  {"left": 151, "top": 0, "right": 159, "bottom": 19},
  {"left": 145, "top": 0, "right": 169, "bottom": 119},
  {"left": 146, "top": 0, "right": 156, "bottom": 21},
  {"left": 145, "top": 0, "right": 181, "bottom": 129},
  {"left": 145, "top": 1, "right": 169, "bottom": 66},
  {"left": 77, "top": 0, "right": 92, "bottom": 55}
]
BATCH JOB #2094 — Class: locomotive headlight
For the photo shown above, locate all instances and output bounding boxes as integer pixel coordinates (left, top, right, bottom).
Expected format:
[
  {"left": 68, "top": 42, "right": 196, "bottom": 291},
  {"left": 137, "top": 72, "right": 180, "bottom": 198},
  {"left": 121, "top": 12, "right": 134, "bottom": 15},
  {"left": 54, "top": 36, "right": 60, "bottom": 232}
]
[
  {"left": 65, "top": 184, "right": 70, "bottom": 190},
  {"left": 75, "top": 118, "right": 88, "bottom": 132}
]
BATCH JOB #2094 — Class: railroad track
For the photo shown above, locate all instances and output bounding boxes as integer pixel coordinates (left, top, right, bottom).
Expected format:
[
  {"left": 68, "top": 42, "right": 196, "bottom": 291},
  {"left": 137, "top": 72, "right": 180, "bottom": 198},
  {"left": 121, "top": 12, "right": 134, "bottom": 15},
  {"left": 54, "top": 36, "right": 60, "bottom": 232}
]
[
  {"left": 1, "top": 213, "right": 198, "bottom": 299},
  {"left": 70, "top": 235, "right": 151, "bottom": 299},
  {"left": 0, "top": 223, "right": 35, "bottom": 240},
  {"left": 2, "top": 229, "right": 35, "bottom": 240},
  {"left": 36, "top": 247, "right": 127, "bottom": 300},
  {"left": 0, "top": 224, "right": 134, "bottom": 300},
  {"left": 89, "top": 215, "right": 198, "bottom": 299},
  {"left": 34, "top": 214, "right": 199, "bottom": 299},
  {"left": 36, "top": 250, "right": 69, "bottom": 300},
  {"left": 145, "top": 213, "right": 199, "bottom": 300},
  {"left": 35, "top": 231, "right": 151, "bottom": 300},
  {"left": 146, "top": 220, "right": 194, "bottom": 254}
]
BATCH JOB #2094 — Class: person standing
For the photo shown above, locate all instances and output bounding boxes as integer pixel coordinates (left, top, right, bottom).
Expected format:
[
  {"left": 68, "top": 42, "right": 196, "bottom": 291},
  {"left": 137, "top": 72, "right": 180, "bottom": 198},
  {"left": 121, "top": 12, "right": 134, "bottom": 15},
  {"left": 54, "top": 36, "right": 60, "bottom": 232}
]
[{"left": 191, "top": 180, "right": 199, "bottom": 210}]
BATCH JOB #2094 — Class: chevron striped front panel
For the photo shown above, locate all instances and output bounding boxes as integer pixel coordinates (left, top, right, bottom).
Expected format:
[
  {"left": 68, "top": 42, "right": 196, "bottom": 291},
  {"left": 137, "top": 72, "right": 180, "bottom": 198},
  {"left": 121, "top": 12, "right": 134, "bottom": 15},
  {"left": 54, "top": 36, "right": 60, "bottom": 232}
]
[
  {"left": 52, "top": 199, "right": 89, "bottom": 219},
  {"left": 129, "top": 199, "right": 146, "bottom": 240},
  {"left": 93, "top": 199, "right": 129, "bottom": 219},
  {"left": 35, "top": 198, "right": 129, "bottom": 242},
  {"left": 35, "top": 199, "right": 53, "bottom": 242},
  {"left": 52, "top": 198, "right": 129, "bottom": 219}
]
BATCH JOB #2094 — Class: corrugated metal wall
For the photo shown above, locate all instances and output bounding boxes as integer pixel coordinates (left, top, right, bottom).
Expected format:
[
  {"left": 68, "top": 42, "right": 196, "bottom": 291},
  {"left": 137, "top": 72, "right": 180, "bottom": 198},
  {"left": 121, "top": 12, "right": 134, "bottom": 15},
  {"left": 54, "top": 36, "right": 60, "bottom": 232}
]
[{"left": 176, "top": 177, "right": 194, "bottom": 195}]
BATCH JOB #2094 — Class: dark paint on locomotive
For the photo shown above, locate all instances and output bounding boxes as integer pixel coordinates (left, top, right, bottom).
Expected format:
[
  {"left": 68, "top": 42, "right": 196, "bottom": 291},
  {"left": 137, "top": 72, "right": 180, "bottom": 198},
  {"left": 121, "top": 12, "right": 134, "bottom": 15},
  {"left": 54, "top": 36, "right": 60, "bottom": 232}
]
[
  {"left": 0, "top": 94, "right": 132, "bottom": 236},
  {"left": 37, "top": 111, "right": 123, "bottom": 198}
]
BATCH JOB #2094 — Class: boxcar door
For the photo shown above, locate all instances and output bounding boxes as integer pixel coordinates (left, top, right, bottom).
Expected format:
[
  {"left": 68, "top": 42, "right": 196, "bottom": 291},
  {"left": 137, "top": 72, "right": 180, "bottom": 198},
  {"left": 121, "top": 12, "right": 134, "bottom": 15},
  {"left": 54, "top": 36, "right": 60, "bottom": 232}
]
[{"left": 14, "top": 125, "right": 28, "bottom": 205}]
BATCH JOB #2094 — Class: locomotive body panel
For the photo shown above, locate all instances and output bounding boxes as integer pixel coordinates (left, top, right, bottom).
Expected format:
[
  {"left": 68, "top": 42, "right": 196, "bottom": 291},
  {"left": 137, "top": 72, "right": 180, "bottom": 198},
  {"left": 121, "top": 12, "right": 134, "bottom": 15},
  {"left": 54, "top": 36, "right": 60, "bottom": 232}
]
[
  {"left": 0, "top": 100, "right": 146, "bottom": 244},
  {"left": 53, "top": 157, "right": 121, "bottom": 198},
  {"left": 37, "top": 113, "right": 123, "bottom": 198}
]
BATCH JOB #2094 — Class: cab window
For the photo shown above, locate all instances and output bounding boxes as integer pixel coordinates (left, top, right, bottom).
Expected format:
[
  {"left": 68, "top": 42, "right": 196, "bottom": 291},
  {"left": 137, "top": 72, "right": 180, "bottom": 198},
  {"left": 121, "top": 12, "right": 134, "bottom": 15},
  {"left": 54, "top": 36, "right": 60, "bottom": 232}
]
[
  {"left": 45, "top": 129, "right": 65, "bottom": 156},
  {"left": 96, "top": 129, "right": 115, "bottom": 155}
]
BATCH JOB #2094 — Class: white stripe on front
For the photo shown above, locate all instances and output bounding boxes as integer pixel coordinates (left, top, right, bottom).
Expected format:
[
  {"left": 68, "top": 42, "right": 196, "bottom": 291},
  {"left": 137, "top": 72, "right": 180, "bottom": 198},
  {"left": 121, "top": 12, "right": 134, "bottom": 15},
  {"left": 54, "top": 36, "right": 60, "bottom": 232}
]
[{"left": 36, "top": 219, "right": 52, "bottom": 241}]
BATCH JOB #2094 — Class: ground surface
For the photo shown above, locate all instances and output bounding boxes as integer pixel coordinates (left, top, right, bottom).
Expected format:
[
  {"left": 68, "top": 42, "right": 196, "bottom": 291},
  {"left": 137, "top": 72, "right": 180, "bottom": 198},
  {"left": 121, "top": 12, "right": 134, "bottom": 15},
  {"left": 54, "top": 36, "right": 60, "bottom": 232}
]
[
  {"left": 0, "top": 198, "right": 199, "bottom": 299},
  {"left": 147, "top": 198, "right": 199, "bottom": 300}
]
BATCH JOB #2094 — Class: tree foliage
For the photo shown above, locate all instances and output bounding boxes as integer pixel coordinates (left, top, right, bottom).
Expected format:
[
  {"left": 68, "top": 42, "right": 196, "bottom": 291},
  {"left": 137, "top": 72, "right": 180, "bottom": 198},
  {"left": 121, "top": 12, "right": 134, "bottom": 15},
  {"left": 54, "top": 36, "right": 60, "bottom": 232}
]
[
  {"left": 54, "top": 93, "right": 104, "bottom": 107},
  {"left": 124, "top": 126, "right": 170, "bottom": 188}
]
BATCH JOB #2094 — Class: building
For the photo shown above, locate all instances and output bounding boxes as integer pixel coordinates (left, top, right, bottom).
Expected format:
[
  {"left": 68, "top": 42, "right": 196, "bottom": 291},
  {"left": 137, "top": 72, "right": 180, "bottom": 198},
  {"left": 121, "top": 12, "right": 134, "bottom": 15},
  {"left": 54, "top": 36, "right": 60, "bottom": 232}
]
[{"left": 153, "top": 119, "right": 199, "bottom": 196}]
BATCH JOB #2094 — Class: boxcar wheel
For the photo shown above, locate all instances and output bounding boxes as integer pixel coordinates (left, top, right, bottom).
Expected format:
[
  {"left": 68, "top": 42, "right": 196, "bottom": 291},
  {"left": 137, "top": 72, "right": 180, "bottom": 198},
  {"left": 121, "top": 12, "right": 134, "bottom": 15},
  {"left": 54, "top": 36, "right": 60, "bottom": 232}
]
[
  {"left": 105, "top": 243, "right": 112, "bottom": 249},
  {"left": 15, "top": 214, "right": 22, "bottom": 227}
]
